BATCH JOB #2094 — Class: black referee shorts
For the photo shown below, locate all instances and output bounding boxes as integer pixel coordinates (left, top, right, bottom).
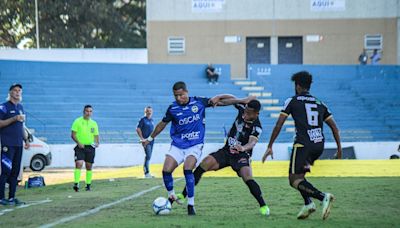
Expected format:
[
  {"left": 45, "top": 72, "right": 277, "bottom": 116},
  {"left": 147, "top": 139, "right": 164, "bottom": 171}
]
[
  {"left": 209, "top": 147, "right": 251, "bottom": 177},
  {"left": 289, "top": 143, "right": 324, "bottom": 174},
  {"left": 74, "top": 145, "right": 96, "bottom": 163}
]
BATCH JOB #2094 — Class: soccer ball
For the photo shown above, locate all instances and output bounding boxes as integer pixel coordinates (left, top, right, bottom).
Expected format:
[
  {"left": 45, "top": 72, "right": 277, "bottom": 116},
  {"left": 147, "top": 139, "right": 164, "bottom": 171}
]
[{"left": 152, "top": 197, "right": 172, "bottom": 215}]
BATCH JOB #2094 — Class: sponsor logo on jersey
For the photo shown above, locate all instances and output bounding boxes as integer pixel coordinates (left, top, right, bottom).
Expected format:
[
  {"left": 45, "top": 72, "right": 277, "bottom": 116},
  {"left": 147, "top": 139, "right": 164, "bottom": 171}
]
[
  {"left": 227, "top": 137, "right": 242, "bottom": 147},
  {"left": 181, "top": 131, "right": 201, "bottom": 140},
  {"left": 307, "top": 128, "right": 323, "bottom": 143},
  {"left": 191, "top": 105, "right": 198, "bottom": 113},
  {"left": 91, "top": 128, "right": 95, "bottom": 133},
  {"left": 178, "top": 114, "right": 201, "bottom": 125},
  {"left": 297, "top": 96, "right": 316, "bottom": 102},
  {"left": 176, "top": 112, "right": 183, "bottom": 116}
]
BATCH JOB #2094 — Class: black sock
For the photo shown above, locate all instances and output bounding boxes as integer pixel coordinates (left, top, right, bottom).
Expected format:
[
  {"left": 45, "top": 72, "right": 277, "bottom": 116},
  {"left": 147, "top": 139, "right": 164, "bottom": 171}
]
[
  {"left": 297, "top": 180, "right": 325, "bottom": 201},
  {"left": 182, "top": 166, "right": 206, "bottom": 198},
  {"left": 245, "top": 179, "right": 266, "bottom": 207},
  {"left": 299, "top": 189, "right": 313, "bottom": 205}
]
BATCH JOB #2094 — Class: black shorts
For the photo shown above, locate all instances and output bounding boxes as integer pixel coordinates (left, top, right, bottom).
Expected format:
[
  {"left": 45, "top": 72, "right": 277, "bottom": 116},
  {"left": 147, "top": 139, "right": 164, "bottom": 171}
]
[
  {"left": 209, "top": 147, "right": 251, "bottom": 176},
  {"left": 289, "top": 143, "right": 324, "bottom": 174},
  {"left": 74, "top": 145, "right": 95, "bottom": 163}
]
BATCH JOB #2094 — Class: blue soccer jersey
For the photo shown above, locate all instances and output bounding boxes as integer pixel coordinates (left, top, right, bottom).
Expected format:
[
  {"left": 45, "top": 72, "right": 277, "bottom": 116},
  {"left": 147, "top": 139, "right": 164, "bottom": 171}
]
[
  {"left": 0, "top": 101, "right": 25, "bottom": 146},
  {"left": 162, "top": 97, "right": 211, "bottom": 149}
]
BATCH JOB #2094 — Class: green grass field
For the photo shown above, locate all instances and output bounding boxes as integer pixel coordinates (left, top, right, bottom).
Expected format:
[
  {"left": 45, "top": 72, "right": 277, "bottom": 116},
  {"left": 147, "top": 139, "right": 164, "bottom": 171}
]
[{"left": 1, "top": 160, "right": 399, "bottom": 227}]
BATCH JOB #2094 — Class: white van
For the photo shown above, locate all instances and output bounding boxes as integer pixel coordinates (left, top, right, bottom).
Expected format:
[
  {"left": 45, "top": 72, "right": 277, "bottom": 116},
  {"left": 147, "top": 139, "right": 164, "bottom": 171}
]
[
  {"left": 0, "top": 127, "right": 52, "bottom": 172},
  {"left": 22, "top": 127, "right": 52, "bottom": 171}
]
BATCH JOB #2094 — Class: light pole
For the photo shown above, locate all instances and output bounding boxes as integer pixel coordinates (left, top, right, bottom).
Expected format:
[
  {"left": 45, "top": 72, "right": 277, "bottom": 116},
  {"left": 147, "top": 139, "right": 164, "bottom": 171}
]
[{"left": 35, "top": 0, "right": 40, "bottom": 49}]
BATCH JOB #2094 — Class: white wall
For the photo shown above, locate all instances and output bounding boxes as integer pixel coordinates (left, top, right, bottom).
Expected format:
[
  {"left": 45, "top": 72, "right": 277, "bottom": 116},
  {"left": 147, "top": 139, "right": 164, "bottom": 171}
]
[
  {"left": 49, "top": 142, "right": 400, "bottom": 168},
  {"left": 148, "top": 0, "right": 399, "bottom": 21},
  {"left": 0, "top": 48, "right": 148, "bottom": 64}
]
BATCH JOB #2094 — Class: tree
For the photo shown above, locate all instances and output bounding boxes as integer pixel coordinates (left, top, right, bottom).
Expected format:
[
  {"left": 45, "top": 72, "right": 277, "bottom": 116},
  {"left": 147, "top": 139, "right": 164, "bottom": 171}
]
[{"left": 0, "top": 0, "right": 146, "bottom": 48}]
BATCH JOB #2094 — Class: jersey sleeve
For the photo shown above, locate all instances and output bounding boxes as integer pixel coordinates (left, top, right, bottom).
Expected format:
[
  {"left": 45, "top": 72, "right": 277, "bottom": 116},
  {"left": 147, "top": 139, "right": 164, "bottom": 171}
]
[
  {"left": 0, "top": 104, "right": 7, "bottom": 120},
  {"left": 136, "top": 118, "right": 144, "bottom": 129},
  {"left": 162, "top": 105, "right": 173, "bottom": 123},
  {"left": 251, "top": 120, "right": 263, "bottom": 139},
  {"left": 281, "top": 97, "right": 293, "bottom": 116},
  {"left": 322, "top": 102, "right": 333, "bottom": 121},
  {"left": 71, "top": 119, "right": 79, "bottom": 132},
  {"left": 196, "top": 96, "right": 212, "bottom": 107},
  {"left": 93, "top": 122, "right": 99, "bottom": 136}
]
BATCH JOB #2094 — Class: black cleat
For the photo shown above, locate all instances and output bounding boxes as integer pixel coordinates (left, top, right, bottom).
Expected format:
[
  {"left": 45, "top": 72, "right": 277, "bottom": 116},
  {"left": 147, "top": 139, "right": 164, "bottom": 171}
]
[
  {"left": 73, "top": 183, "right": 79, "bottom": 192},
  {"left": 188, "top": 205, "right": 196, "bottom": 216},
  {"left": 85, "top": 184, "right": 91, "bottom": 191}
]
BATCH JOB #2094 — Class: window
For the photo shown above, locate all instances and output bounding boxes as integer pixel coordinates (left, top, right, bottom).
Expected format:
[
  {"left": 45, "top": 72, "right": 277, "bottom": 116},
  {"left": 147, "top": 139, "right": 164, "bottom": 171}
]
[
  {"left": 364, "top": 34, "right": 382, "bottom": 50},
  {"left": 168, "top": 37, "right": 185, "bottom": 55}
]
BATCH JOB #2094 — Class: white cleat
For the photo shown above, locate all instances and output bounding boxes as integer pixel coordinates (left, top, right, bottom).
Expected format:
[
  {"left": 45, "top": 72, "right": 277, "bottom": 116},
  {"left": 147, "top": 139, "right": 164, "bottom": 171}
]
[
  {"left": 297, "top": 202, "right": 316, "bottom": 219},
  {"left": 321, "top": 193, "right": 335, "bottom": 220}
]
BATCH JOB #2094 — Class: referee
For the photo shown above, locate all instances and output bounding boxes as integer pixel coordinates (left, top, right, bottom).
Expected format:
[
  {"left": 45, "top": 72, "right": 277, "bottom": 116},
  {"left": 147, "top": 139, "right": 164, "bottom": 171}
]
[{"left": 71, "top": 105, "right": 99, "bottom": 192}]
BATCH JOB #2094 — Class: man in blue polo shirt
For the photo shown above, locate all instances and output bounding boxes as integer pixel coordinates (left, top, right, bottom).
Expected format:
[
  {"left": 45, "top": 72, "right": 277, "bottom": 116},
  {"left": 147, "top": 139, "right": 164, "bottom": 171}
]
[
  {"left": 136, "top": 106, "right": 155, "bottom": 178},
  {"left": 143, "top": 81, "right": 253, "bottom": 215},
  {"left": 0, "top": 83, "right": 30, "bottom": 206}
]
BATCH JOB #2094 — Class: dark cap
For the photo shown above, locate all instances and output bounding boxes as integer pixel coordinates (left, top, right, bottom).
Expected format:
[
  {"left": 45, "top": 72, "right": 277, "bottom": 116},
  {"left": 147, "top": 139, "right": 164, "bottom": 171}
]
[
  {"left": 9, "top": 83, "right": 22, "bottom": 91},
  {"left": 247, "top": 99, "right": 261, "bottom": 112}
]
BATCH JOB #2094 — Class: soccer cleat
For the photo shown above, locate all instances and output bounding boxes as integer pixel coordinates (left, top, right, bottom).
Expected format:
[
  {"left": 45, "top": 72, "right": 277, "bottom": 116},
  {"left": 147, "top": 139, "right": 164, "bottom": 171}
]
[
  {"left": 176, "top": 193, "right": 186, "bottom": 204},
  {"left": 85, "top": 184, "right": 91, "bottom": 191},
  {"left": 259, "top": 205, "right": 270, "bottom": 216},
  {"left": 73, "top": 183, "right": 79, "bottom": 192},
  {"left": 321, "top": 193, "right": 335, "bottom": 220},
  {"left": 8, "top": 198, "right": 25, "bottom": 206},
  {"left": 0, "top": 198, "right": 9, "bottom": 206},
  {"left": 168, "top": 194, "right": 183, "bottom": 205},
  {"left": 187, "top": 205, "right": 196, "bottom": 215},
  {"left": 297, "top": 202, "right": 316, "bottom": 219},
  {"left": 144, "top": 173, "right": 155, "bottom": 178}
]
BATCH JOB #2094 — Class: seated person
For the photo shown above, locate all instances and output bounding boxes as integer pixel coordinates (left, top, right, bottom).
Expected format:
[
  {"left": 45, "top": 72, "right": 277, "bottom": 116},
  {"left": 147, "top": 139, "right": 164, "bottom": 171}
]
[{"left": 206, "top": 63, "right": 219, "bottom": 84}]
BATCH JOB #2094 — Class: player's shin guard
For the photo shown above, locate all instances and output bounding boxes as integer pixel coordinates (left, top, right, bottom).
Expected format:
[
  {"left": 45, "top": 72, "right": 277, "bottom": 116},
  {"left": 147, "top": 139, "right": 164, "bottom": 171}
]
[
  {"left": 182, "top": 166, "right": 205, "bottom": 198},
  {"left": 184, "top": 170, "right": 195, "bottom": 206},
  {"left": 297, "top": 180, "right": 325, "bottom": 201},
  {"left": 245, "top": 179, "right": 266, "bottom": 207},
  {"left": 162, "top": 171, "right": 174, "bottom": 193},
  {"left": 86, "top": 170, "right": 93, "bottom": 185},
  {"left": 74, "top": 168, "right": 81, "bottom": 184}
]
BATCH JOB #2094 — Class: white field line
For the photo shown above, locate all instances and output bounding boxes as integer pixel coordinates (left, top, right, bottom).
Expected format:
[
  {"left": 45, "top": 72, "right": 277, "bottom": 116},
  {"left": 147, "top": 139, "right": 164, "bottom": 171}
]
[
  {"left": 40, "top": 178, "right": 183, "bottom": 228},
  {"left": 0, "top": 199, "right": 53, "bottom": 216}
]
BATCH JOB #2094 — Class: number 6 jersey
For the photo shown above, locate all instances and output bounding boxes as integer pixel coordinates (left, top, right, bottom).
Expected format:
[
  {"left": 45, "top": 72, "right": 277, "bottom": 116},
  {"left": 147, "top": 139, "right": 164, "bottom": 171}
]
[{"left": 281, "top": 92, "right": 332, "bottom": 145}]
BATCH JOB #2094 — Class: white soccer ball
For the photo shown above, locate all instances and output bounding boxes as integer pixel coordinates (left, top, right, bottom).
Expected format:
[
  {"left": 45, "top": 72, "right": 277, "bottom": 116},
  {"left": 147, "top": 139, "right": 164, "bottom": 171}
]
[{"left": 152, "top": 197, "right": 172, "bottom": 215}]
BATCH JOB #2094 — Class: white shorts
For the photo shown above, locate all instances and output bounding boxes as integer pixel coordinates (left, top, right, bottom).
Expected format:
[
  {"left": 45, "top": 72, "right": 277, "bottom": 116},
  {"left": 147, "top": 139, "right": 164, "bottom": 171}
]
[{"left": 166, "top": 144, "right": 204, "bottom": 166}]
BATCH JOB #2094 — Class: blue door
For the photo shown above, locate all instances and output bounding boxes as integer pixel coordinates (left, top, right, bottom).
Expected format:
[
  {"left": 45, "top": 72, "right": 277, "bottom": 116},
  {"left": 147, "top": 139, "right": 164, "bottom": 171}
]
[
  {"left": 278, "top": 37, "right": 303, "bottom": 64},
  {"left": 246, "top": 37, "right": 270, "bottom": 77}
]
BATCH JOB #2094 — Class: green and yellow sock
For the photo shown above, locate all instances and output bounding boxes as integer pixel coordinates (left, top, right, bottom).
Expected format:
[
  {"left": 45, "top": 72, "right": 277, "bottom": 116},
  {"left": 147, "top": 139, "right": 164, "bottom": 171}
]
[
  {"left": 86, "top": 170, "right": 93, "bottom": 185},
  {"left": 74, "top": 168, "right": 81, "bottom": 184}
]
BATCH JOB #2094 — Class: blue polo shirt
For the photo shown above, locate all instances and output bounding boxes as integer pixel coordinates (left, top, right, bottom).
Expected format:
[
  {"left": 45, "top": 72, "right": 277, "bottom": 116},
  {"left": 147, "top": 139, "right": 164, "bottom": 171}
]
[
  {"left": 137, "top": 116, "right": 154, "bottom": 144},
  {"left": 0, "top": 101, "right": 25, "bottom": 146},
  {"left": 162, "top": 96, "right": 211, "bottom": 149}
]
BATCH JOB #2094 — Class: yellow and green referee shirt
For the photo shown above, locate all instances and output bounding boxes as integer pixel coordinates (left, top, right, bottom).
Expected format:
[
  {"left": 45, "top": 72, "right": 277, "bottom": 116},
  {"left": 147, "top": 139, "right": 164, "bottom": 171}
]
[{"left": 71, "top": 117, "right": 99, "bottom": 145}]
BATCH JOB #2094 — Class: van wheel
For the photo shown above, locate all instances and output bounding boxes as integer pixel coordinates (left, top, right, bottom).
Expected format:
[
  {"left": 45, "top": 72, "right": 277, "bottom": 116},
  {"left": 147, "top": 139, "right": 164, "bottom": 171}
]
[{"left": 30, "top": 155, "right": 46, "bottom": 171}]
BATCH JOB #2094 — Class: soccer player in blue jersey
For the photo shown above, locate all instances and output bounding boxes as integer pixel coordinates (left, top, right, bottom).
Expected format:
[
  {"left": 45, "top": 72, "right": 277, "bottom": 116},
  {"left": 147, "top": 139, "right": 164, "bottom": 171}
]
[{"left": 143, "top": 81, "right": 252, "bottom": 215}]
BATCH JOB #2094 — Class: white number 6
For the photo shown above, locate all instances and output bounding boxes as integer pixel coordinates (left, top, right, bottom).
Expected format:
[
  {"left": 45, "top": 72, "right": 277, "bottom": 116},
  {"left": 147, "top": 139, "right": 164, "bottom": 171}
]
[{"left": 305, "top": 103, "right": 318, "bottom": 126}]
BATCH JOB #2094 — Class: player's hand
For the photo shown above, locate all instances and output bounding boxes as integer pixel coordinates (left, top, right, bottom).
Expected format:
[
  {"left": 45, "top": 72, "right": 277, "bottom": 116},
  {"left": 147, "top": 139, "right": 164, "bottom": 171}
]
[
  {"left": 230, "top": 144, "right": 244, "bottom": 154},
  {"left": 336, "top": 147, "right": 343, "bottom": 159},
  {"left": 243, "top": 95, "right": 257, "bottom": 104},
  {"left": 142, "top": 140, "right": 150, "bottom": 147},
  {"left": 209, "top": 97, "right": 220, "bottom": 107},
  {"left": 15, "top": 115, "right": 25, "bottom": 122},
  {"left": 262, "top": 147, "right": 274, "bottom": 163},
  {"left": 78, "top": 143, "right": 84, "bottom": 149},
  {"left": 24, "top": 142, "right": 30, "bottom": 150}
]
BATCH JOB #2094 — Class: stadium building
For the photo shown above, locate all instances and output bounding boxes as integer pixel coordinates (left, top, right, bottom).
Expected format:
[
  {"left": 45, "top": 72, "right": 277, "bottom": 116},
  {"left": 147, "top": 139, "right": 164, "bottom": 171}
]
[{"left": 147, "top": 0, "right": 400, "bottom": 77}]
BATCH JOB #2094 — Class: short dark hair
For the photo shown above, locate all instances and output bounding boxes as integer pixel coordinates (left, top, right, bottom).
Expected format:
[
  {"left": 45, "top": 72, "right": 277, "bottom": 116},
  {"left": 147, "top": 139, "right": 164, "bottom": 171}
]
[
  {"left": 173, "top": 81, "right": 187, "bottom": 91},
  {"left": 291, "top": 71, "right": 312, "bottom": 90},
  {"left": 247, "top": 99, "right": 261, "bottom": 112},
  {"left": 84, "top": 105, "right": 92, "bottom": 110}
]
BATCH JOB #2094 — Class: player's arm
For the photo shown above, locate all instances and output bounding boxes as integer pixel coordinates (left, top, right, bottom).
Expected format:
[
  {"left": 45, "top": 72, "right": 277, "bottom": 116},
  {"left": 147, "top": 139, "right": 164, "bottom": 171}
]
[
  {"left": 71, "top": 131, "right": 84, "bottom": 148},
  {"left": 94, "top": 135, "right": 100, "bottom": 147},
  {"left": 136, "top": 127, "right": 144, "bottom": 141},
  {"left": 325, "top": 117, "right": 342, "bottom": 159},
  {"left": 143, "top": 121, "right": 168, "bottom": 146},
  {"left": 262, "top": 113, "right": 288, "bottom": 162},
  {"left": 0, "top": 115, "right": 23, "bottom": 128},
  {"left": 231, "top": 136, "right": 258, "bottom": 154},
  {"left": 211, "top": 94, "right": 256, "bottom": 107}
]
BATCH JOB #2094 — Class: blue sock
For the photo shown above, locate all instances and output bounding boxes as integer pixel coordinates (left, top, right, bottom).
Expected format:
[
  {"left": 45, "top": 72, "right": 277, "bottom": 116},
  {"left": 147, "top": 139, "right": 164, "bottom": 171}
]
[
  {"left": 184, "top": 170, "right": 195, "bottom": 199},
  {"left": 162, "top": 171, "right": 174, "bottom": 191}
]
